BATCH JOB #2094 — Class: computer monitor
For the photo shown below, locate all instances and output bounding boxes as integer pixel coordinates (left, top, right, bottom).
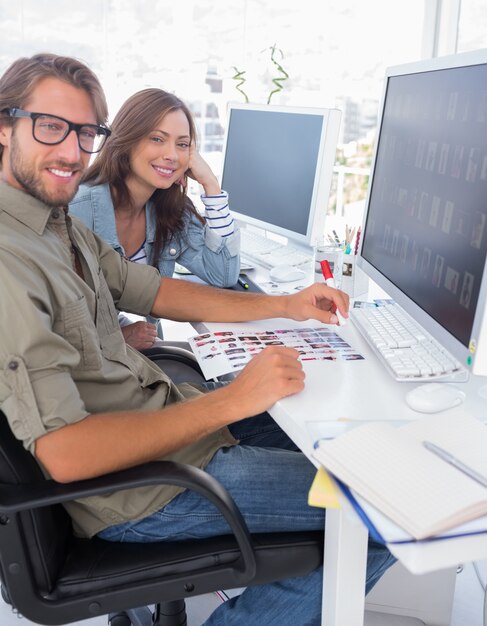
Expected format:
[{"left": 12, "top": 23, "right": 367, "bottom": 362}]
[
  {"left": 221, "top": 102, "right": 341, "bottom": 249},
  {"left": 357, "top": 49, "right": 487, "bottom": 377}
]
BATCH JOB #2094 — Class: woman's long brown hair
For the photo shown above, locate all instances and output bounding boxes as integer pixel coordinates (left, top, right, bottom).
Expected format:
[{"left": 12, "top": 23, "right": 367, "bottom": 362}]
[{"left": 82, "top": 88, "right": 204, "bottom": 267}]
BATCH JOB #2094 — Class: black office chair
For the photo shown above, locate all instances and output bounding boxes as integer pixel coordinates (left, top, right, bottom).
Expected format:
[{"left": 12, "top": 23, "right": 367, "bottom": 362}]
[{"left": 0, "top": 347, "right": 324, "bottom": 626}]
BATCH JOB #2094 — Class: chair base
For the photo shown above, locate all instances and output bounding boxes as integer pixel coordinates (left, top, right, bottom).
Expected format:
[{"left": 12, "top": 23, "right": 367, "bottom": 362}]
[{"left": 109, "top": 600, "right": 187, "bottom": 626}]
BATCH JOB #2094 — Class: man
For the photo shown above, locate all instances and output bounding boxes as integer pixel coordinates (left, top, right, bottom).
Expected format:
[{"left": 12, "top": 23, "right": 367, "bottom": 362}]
[{"left": 0, "top": 53, "right": 394, "bottom": 624}]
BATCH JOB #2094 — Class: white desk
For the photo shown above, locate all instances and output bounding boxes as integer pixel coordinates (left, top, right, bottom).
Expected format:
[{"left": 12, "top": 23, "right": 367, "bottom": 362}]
[{"left": 200, "top": 313, "right": 487, "bottom": 626}]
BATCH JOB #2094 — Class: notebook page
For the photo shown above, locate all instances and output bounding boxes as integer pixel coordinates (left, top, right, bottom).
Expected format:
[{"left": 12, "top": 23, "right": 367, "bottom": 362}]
[
  {"left": 313, "top": 421, "right": 487, "bottom": 539},
  {"left": 400, "top": 412, "right": 487, "bottom": 476}
]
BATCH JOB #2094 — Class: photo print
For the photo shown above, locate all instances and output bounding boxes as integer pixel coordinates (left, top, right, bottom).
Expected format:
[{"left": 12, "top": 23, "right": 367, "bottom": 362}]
[
  {"left": 438, "top": 143, "right": 450, "bottom": 175},
  {"left": 481, "top": 155, "right": 487, "bottom": 181},
  {"left": 466, "top": 148, "right": 480, "bottom": 183},
  {"left": 418, "top": 192, "right": 429, "bottom": 222},
  {"left": 406, "top": 188, "right": 418, "bottom": 217},
  {"left": 420, "top": 247, "right": 431, "bottom": 278},
  {"left": 429, "top": 196, "right": 441, "bottom": 227},
  {"left": 459, "top": 273, "right": 474, "bottom": 309},
  {"left": 425, "top": 141, "right": 437, "bottom": 171},
  {"left": 471, "top": 212, "right": 486, "bottom": 250},
  {"left": 409, "top": 240, "right": 419, "bottom": 271},
  {"left": 450, "top": 145, "right": 464, "bottom": 179},
  {"left": 432, "top": 254, "right": 444, "bottom": 288},
  {"left": 189, "top": 327, "right": 365, "bottom": 379},
  {"left": 444, "top": 267, "right": 460, "bottom": 294},
  {"left": 442, "top": 200, "right": 454, "bottom": 233}
]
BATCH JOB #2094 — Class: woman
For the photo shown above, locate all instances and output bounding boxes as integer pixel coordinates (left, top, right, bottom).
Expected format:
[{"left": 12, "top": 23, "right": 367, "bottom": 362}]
[{"left": 70, "top": 88, "right": 240, "bottom": 349}]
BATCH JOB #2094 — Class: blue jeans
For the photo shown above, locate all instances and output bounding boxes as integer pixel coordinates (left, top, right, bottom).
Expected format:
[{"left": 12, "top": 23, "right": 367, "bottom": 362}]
[{"left": 99, "top": 412, "right": 395, "bottom": 625}]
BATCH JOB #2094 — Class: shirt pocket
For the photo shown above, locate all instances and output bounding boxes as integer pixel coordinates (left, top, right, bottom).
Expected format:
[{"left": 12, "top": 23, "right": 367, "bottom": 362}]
[{"left": 53, "top": 295, "right": 102, "bottom": 371}]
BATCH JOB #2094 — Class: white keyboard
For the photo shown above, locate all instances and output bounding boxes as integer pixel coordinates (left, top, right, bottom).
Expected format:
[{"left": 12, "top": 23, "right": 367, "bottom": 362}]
[
  {"left": 350, "top": 303, "right": 468, "bottom": 382},
  {"left": 240, "top": 229, "right": 312, "bottom": 269}
]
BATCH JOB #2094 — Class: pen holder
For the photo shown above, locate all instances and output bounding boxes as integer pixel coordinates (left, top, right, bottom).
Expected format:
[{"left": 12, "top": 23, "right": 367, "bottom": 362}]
[
  {"left": 341, "top": 255, "right": 369, "bottom": 297},
  {"left": 314, "top": 245, "right": 343, "bottom": 289}
]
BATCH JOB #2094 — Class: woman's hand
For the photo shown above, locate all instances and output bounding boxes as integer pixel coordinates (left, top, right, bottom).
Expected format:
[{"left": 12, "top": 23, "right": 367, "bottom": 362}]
[
  {"left": 121, "top": 321, "right": 158, "bottom": 350},
  {"left": 185, "top": 145, "right": 221, "bottom": 196}
]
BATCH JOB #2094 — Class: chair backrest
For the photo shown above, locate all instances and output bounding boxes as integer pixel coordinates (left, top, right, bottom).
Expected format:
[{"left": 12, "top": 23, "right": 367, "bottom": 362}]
[
  {"left": 142, "top": 344, "right": 206, "bottom": 385},
  {"left": 0, "top": 411, "right": 72, "bottom": 594}
]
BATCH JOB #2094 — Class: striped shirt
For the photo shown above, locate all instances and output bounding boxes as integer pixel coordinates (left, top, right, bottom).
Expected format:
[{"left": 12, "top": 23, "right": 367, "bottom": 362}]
[
  {"left": 201, "top": 190, "right": 234, "bottom": 237},
  {"left": 128, "top": 241, "right": 147, "bottom": 264}
]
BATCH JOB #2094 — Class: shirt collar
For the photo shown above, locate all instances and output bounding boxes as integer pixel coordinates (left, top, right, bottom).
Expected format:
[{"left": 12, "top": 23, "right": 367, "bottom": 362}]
[
  {"left": 88, "top": 183, "right": 121, "bottom": 248},
  {"left": 0, "top": 180, "right": 59, "bottom": 235}
]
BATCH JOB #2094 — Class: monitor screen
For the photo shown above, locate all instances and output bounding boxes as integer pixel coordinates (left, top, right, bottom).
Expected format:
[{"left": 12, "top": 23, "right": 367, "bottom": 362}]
[
  {"left": 358, "top": 49, "right": 487, "bottom": 375},
  {"left": 221, "top": 103, "right": 341, "bottom": 248}
]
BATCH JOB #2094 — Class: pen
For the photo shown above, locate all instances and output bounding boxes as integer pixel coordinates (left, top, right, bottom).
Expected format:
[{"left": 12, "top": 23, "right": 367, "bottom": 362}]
[
  {"left": 320, "top": 260, "right": 347, "bottom": 326},
  {"left": 354, "top": 227, "right": 361, "bottom": 256},
  {"left": 238, "top": 276, "right": 249, "bottom": 289},
  {"left": 423, "top": 440, "right": 487, "bottom": 489}
]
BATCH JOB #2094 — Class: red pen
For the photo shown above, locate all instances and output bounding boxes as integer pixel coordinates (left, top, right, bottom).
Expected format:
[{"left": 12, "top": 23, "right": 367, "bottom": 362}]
[
  {"left": 354, "top": 227, "right": 361, "bottom": 256},
  {"left": 320, "top": 260, "right": 347, "bottom": 326}
]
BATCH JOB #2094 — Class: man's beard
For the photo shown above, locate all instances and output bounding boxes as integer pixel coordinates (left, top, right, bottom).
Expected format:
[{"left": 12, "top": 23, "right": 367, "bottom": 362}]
[{"left": 10, "top": 133, "right": 83, "bottom": 208}]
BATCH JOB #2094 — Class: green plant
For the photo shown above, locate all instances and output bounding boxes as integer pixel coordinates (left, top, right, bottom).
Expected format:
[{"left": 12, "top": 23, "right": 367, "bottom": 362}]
[
  {"left": 231, "top": 44, "right": 289, "bottom": 104},
  {"left": 266, "top": 44, "right": 289, "bottom": 104},
  {"left": 231, "top": 66, "right": 249, "bottom": 103}
]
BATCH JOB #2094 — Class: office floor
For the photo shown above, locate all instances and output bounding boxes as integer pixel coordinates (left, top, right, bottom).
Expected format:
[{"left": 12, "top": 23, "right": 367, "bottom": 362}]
[{"left": 1, "top": 560, "right": 485, "bottom": 626}]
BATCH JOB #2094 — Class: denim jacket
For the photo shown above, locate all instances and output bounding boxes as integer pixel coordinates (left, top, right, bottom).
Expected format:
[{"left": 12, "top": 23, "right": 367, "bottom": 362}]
[{"left": 69, "top": 183, "right": 240, "bottom": 287}]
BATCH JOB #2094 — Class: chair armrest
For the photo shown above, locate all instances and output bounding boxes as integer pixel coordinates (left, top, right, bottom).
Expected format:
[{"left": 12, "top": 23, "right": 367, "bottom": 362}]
[
  {"left": 0, "top": 461, "right": 256, "bottom": 578},
  {"left": 142, "top": 345, "right": 203, "bottom": 375}
]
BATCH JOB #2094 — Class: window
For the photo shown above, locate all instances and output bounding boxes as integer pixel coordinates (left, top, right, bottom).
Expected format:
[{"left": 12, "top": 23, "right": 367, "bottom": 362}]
[
  {"left": 1, "top": 0, "right": 426, "bottom": 227},
  {"left": 457, "top": 0, "right": 487, "bottom": 53}
]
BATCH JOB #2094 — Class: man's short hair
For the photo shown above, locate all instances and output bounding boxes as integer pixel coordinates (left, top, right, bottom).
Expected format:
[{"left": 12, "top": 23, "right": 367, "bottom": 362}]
[{"left": 0, "top": 53, "right": 108, "bottom": 162}]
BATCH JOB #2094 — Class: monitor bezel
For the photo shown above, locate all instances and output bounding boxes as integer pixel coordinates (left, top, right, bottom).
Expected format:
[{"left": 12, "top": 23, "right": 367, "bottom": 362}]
[
  {"left": 357, "top": 48, "right": 487, "bottom": 375},
  {"left": 221, "top": 101, "right": 341, "bottom": 249}
]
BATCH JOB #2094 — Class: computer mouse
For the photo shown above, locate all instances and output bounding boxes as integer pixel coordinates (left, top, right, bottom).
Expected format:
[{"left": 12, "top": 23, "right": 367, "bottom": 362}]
[
  {"left": 269, "top": 265, "right": 306, "bottom": 283},
  {"left": 405, "top": 383, "right": 466, "bottom": 413}
]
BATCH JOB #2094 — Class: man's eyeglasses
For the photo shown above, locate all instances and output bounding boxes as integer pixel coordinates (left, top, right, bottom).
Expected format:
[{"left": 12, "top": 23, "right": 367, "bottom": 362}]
[{"left": 2, "top": 108, "right": 111, "bottom": 154}]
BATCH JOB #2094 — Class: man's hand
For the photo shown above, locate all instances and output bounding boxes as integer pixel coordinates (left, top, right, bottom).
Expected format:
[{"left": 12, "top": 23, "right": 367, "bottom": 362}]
[
  {"left": 121, "top": 321, "right": 157, "bottom": 350},
  {"left": 225, "top": 346, "right": 305, "bottom": 418},
  {"left": 284, "top": 282, "right": 350, "bottom": 326}
]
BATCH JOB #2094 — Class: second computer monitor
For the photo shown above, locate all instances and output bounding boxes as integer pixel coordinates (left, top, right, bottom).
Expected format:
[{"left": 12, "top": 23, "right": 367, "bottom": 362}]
[
  {"left": 358, "top": 49, "right": 487, "bottom": 376},
  {"left": 221, "top": 103, "right": 341, "bottom": 248}
]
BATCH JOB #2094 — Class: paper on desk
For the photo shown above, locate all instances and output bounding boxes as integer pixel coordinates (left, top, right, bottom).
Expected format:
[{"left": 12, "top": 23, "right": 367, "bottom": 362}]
[
  {"left": 188, "top": 326, "right": 365, "bottom": 380},
  {"left": 258, "top": 281, "right": 308, "bottom": 295},
  {"left": 306, "top": 419, "right": 408, "bottom": 443},
  {"left": 308, "top": 468, "right": 340, "bottom": 509}
]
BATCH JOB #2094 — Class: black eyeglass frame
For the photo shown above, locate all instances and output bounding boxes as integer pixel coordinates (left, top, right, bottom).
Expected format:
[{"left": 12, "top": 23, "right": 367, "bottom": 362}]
[{"left": 2, "top": 108, "right": 111, "bottom": 154}]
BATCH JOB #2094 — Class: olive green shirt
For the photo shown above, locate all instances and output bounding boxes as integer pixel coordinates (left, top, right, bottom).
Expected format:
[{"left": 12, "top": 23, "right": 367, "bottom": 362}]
[{"left": 0, "top": 181, "right": 235, "bottom": 538}]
